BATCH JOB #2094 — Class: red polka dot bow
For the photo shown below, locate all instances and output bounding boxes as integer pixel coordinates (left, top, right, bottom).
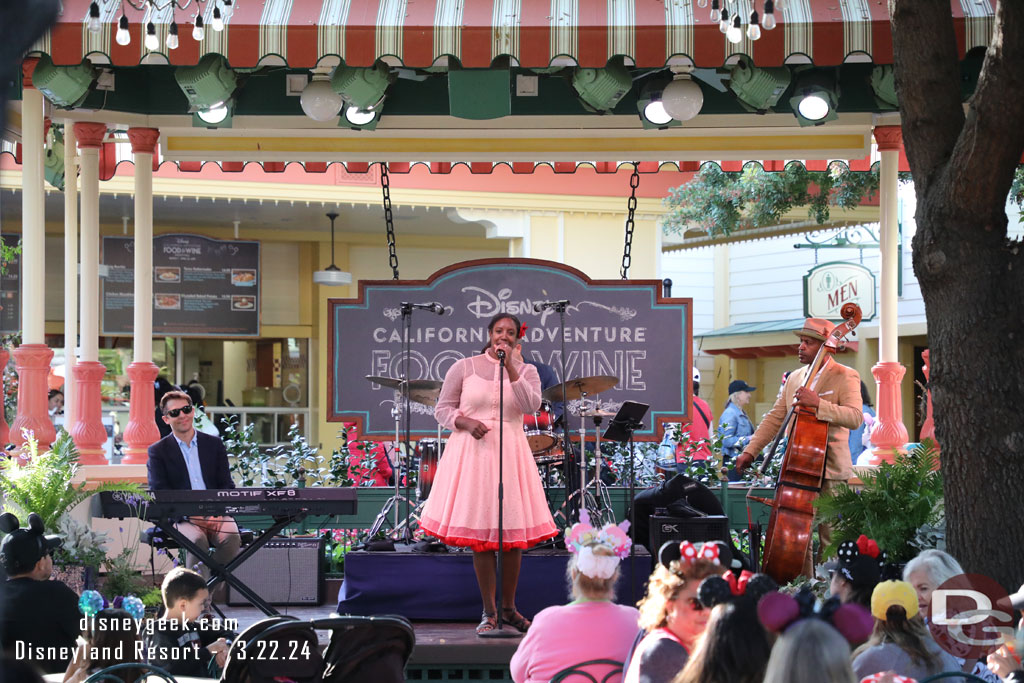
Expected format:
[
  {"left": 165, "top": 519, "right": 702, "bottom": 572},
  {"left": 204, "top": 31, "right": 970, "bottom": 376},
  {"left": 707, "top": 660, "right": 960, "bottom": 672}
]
[
  {"left": 678, "top": 541, "right": 720, "bottom": 565},
  {"left": 725, "top": 569, "right": 754, "bottom": 596},
  {"left": 855, "top": 534, "right": 880, "bottom": 558}
]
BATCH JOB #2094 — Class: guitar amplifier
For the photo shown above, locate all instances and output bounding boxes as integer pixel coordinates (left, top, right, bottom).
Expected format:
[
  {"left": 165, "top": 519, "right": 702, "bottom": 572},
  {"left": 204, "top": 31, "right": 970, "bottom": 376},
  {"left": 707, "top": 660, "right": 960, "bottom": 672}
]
[
  {"left": 227, "top": 537, "right": 324, "bottom": 606},
  {"left": 649, "top": 515, "right": 730, "bottom": 559}
]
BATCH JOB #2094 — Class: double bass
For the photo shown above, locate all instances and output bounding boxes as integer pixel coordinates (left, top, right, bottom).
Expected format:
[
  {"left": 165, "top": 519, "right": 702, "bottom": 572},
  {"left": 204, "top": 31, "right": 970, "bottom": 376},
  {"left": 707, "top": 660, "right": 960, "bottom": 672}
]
[{"left": 749, "top": 303, "right": 862, "bottom": 584}]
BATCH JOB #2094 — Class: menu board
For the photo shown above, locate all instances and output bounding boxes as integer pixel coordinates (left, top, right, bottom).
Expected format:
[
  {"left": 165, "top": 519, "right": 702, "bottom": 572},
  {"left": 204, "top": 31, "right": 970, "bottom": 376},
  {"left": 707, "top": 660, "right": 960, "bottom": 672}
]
[
  {"left": 0, "top": 235, "right": 20, "bottom": 334},
  {"left": 102, "top": 234, "right": 260, "bottom": 337}
]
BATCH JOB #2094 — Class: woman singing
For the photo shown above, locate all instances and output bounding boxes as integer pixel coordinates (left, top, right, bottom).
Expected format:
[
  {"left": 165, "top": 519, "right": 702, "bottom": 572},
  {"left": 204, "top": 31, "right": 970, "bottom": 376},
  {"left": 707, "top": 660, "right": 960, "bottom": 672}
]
[{"left": 419, "top": 313, "right": 558, "bottom": 636}]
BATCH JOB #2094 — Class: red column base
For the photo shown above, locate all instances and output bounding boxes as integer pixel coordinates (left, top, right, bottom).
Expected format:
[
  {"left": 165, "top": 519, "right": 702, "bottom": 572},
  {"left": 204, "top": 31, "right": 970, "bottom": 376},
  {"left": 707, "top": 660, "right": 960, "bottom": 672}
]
[
  {"left": 122, "top": 362, "right": 161, "bottom": 464},
  {"left": 866, "top": 361, "right": 910, "bottom": 466},
  {"left": 70, "top": 361, "right": 109, "bottom": 465},
  {"left": 10, "top": 344, "right": 57, "bottom": 454}
]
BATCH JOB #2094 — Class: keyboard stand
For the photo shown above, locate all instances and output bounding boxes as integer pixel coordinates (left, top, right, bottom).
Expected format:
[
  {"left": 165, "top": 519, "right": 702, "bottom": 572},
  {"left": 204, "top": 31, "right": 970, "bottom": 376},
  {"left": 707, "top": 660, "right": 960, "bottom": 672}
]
[{"left": 152, "top": 512, "right": 305, "bottom": 617}]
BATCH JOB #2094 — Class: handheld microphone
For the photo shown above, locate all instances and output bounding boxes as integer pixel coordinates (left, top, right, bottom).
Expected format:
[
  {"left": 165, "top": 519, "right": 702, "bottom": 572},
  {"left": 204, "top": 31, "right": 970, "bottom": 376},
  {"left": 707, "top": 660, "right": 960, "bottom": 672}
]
[
  {"left": 532, "top": 299, "right": 570, "bottom": 313},
  {"left": 402, "top": 302, "right": 446, "bottom": 315},
  {"left": 496, "top": 349, "right": 506, "bottom": 361}
]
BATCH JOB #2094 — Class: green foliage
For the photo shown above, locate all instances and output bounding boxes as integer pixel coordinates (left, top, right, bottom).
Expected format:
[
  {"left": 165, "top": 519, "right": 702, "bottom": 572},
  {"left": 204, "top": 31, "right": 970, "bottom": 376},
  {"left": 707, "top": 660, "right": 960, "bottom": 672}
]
[
  {"left": 102, "top": 548, "right": 147, "bottom": 598},
  {"left": 662, "top": 163, "right": 880, "bottom": 237},
  {"left": 814, "top": 440, "right": 944, "bottom": 563},
  {"left": 140, "top": 586, "right": 164, "bottom": 608},
  {"left": 1011, "top": 165, "right": 1024, "bottom": 220},
  {"left": 0, "top": 237, "right": 20, "bottom": 279},
  {"left": 0, "top": 430, "right": 148, "bottom": 532},
  {"left": 223, "top": 415, "right": 266, "bottom": 487}
]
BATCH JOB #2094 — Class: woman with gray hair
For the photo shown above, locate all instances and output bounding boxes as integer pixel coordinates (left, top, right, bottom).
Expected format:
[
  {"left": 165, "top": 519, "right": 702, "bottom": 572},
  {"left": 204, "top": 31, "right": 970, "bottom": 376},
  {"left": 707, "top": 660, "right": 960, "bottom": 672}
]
[{"left": 904, "top": 548, "right": 1001, "bottom": 682}]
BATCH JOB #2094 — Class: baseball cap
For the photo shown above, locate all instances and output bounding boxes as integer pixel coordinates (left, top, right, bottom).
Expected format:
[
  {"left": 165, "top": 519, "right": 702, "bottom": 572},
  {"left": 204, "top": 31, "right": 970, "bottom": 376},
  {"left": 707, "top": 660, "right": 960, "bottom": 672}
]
[
  {"left": 692, "top": 367, "right": 701, "bottom": 383},
  {"left": 0, "top": 512, "right": 63, "bottom": 575},
  {"left": 728, "top": 380, "right": 756, "bottom": 394}
]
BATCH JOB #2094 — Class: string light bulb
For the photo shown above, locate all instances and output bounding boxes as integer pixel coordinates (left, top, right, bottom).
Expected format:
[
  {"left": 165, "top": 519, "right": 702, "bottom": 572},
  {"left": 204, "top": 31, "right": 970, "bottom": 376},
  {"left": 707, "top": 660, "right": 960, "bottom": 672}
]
[
  {"left": 212, "top": 6, "right": 224, "bottom": 31},
  {"left": 166, "top": 22, "right": 179, "bottom": 49},
  {"left": 719, "top": 8, "right": 730, "bottom": 33},
  {"left": 88, "top": 2, "right": 101, "bottom": 33},
  {"left": 144, "top": 21, "right": 159, "bottom": 50},
  {"left": 697, "top": 0, "right": 708, "bottom": 7},
  {"left": 747, "top": 10, "right": 762, "bottom": 40},
  {"left": 115, "top": 14, "right": 131, "bottom": 45},
  {"left": 727, "top": 14, "right": 743, "bottom": 43},
  {"left": 192, "top": 15, "right": 205, "bottom": 40},
  {"left": 710, "top": 0, "right": 721, "bottom": 23},
  {"left": 763, "top": 0, "right": 777, "bottom": 30}
]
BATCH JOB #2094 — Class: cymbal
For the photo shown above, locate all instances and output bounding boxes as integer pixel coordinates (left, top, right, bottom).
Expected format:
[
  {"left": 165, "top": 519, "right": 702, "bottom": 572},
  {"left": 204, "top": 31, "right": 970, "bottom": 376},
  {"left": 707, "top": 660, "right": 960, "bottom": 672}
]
[
  {"left": 365, "top": 375, "right": 443, "bottom": 407},
  {"left": 578, "top": 408, "right": 616, "bottom": 418},
  {"left": 542, "top": 375, "right": 619, "bottom": 402}
]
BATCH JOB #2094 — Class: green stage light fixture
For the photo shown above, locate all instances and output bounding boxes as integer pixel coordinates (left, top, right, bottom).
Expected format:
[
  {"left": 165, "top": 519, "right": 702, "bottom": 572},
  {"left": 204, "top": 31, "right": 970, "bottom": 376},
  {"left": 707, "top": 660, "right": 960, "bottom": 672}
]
[
  {"left": 339, "top": 104, "right": 381, "bottom": 131},
  {"left": 789, "top": 69, "right": 840, "bottom": 126},
  {"left": 175, "top": 54, "right": 238, "bottom": 114},
  {"left": 636, "top": 80, "right": 682, "bottom": 130},
  {"left": 31, "top": 55, "right": 97, "bottom": 109},
  {"left": 728, "top": 56, "right": 790, "bottom": 113},
  {"left": 870, "top": 64, "right": 899, "bottom": 109},
  {"left": 572, "top": 61, "right": 631, "bottom": 113},
  {"left": 192, "top": 100, "right": 233, "bottom": 128},
  {"left": 44, "top": 128, "right": 65, "bottom": 191},
  {"left": 331, "top": 62, "right": 393, "bottom": 110}
]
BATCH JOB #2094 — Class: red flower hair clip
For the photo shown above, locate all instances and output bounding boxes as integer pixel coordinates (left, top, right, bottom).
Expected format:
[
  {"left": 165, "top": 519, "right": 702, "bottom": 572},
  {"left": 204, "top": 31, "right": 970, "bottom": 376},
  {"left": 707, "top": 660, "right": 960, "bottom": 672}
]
[{"left": 518, "top": 323, "right": 528, "bottom": 339}]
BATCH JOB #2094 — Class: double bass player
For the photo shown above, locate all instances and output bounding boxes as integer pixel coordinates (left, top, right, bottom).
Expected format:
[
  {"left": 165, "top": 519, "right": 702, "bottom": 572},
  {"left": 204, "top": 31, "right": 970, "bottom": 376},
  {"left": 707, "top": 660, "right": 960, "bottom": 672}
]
[{"left": 735, "top": 317, "right": 863, "bottom": 578}]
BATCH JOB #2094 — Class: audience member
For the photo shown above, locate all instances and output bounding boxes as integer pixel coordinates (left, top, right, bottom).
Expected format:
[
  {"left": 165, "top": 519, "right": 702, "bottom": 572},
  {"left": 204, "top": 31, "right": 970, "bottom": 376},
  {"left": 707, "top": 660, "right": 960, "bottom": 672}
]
[
  {"left": 987, "top": 581, "right": 1024, "bottom": 681},
  {"left": 145, "top": 568, "right": 229, "bottom": 678},
  {"left": 717, "top": 379, "right": 755, "bottom": 481},
  {"left": 48, "top": 389, "right": 64, "bottom": 416},
  {"left": 762, "top": 618, "right": 858, "bottom": 683},
  {"left": 0, "top": 512, "right": 80, "bottom": 674},
  {"left": 624, "top": 542, "right": 724, "bottom": 683},
  {"left": 827, "top": 534, "right": 895, "bottom": 609},
  {"left": 63, "top": 608, "right": 143, "bottom": 683},
  {"left": 1, "top": 656, "right": 46, "bottom": 683},
  {"left": 672, "top": 572, "right": 778, "bottom": 683},
  {"left": 510, "top": 514, "right": 638, "bottom": 682},
  {"left": 852, "top": 580, "right": 962, "bottom": 681},
  {"left": 850, "top": 380, "right": 876, "bottom": 461}
]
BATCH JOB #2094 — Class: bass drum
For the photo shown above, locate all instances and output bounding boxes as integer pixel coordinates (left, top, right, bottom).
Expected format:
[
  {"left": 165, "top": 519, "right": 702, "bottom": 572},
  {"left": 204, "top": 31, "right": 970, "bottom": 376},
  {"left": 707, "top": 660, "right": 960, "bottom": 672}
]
[{"left": 417, "top": 439, "right": 445, "bottom": 501}]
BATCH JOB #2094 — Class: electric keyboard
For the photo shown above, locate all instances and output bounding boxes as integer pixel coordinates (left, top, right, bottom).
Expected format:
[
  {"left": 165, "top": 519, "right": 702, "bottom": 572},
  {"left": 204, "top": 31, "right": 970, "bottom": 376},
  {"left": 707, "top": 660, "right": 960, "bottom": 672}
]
[{"left": 98, "top": 487, "right": 358, "bottom": 520}]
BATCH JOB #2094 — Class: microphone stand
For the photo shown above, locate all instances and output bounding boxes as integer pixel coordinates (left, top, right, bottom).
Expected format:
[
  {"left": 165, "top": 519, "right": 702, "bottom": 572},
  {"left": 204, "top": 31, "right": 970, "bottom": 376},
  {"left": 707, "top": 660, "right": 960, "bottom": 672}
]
[
  {"left": 480, "top": 348, "right": 519, "bottom": 639},
  {"left": 400, "top": 303, "right": 414, "bottom": 544}
]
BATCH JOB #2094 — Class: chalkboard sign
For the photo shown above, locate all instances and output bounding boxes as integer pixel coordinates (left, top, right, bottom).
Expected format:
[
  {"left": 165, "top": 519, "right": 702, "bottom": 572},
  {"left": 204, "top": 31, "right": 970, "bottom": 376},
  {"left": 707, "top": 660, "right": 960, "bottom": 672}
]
[
  {"left": 328, "top": 259, "right": 692, "bottom": 441},
  {"left": 0, "top": 235, "right": 20, "bottom": 334},
  {"left": 102, "top": 234, "right": 260, "bottom": 337}
]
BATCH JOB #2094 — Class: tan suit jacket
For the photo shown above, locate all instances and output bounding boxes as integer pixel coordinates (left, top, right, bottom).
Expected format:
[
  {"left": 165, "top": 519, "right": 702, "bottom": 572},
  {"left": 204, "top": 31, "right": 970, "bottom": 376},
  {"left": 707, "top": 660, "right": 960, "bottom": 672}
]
[{"left": 742, "top": 356, "right": 863, "bottom": 481}]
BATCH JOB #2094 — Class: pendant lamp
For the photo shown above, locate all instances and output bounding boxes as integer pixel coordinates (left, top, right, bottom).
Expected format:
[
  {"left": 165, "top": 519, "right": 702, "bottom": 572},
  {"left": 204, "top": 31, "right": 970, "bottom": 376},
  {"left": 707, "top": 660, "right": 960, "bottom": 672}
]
[{"left": 313, "top": 211, "right": 353, "bottom": 285}]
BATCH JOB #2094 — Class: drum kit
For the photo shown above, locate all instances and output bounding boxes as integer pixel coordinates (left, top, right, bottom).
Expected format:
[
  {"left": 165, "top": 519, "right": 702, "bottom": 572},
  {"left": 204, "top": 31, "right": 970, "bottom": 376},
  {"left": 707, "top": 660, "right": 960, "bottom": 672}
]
[{"left": 361, "top": 371, "right": 624, "bottom": 539}]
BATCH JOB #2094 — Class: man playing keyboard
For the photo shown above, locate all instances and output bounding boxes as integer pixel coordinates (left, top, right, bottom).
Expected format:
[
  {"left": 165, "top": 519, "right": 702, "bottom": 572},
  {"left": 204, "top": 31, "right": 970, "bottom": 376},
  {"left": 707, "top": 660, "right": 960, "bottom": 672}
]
[{"left": 147, "top": 390, "right": 241, "bottom": 597}]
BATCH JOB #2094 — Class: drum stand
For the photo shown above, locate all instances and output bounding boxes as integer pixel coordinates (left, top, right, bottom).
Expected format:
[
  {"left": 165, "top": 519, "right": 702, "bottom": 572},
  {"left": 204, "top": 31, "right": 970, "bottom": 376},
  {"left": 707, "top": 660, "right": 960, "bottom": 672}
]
[
  {"left": 365, "top": 404, "right": 417, "bottom": 541},
  {"left": 551, "top": 401, "right": 617, "bottom": 527}
]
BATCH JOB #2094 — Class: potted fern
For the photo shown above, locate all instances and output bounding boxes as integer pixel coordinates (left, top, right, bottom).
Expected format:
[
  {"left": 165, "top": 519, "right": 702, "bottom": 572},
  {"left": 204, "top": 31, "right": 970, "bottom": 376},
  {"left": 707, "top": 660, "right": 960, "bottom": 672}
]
[
  {"left": 814, "top": 440, "right": 944, "bottom": 564},
  {"left": 0, "top": 429, "right": 148, "bottom": 590}
]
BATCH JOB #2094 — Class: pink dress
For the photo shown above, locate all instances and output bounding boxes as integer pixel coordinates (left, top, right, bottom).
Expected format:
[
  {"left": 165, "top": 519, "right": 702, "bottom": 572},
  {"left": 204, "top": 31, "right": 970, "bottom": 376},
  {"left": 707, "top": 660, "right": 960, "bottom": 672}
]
[{"left": 419, "top": 354, "right": 558, "bottom": 551}]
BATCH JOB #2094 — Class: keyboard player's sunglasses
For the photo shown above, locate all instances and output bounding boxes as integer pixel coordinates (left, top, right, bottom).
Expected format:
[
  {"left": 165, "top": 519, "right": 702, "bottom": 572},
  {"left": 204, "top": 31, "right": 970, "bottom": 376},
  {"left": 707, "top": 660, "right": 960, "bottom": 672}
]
[{"left": 165, "top": 404, "right": 194, "bottom": 418}]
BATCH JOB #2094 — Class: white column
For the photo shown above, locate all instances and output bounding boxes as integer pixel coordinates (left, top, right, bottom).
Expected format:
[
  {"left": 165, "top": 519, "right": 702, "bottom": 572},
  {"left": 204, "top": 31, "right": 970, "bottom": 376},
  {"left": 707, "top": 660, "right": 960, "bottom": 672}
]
[
  {"left": 21, "top": 88, "right": 45, "bottom": 345},
  {"left": 879, "top": 144, "right": 900, "bottom": 363},
  {"left": 63, "top": 120, "right": 79, "bottom": 427},
  {"left": 129, "top": 130, "right": 158, "bottom": 362},
  {"left": 75, "top": 124, "right": 105, "bottom": 364}
]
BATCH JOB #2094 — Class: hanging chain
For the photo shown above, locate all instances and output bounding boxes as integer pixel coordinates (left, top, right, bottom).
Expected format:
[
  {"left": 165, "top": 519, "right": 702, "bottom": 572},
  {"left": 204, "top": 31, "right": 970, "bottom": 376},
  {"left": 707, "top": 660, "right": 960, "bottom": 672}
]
[
  {"left": 620, "top": 164, "right": 641, "bottom": 279},
  {"left": 381, "top": 162, "right": 399, "bottom": 280}
]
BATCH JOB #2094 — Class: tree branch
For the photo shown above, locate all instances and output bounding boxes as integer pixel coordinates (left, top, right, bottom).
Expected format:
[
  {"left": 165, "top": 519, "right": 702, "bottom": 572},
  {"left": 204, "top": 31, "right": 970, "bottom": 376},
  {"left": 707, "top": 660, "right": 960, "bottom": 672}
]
[
  {"left": 949, "top": 0, "right": 1024, "bottom": 217},
  {"left": 890, "top": 0, "right": 965, "bottom": 193}
]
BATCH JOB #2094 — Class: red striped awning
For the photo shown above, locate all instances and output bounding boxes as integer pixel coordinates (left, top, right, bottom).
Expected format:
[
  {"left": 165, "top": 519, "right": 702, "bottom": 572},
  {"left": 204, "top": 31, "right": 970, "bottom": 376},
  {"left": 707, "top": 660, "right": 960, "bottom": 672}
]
[{"left": 34, "top": 0, "right": 995, "bottom": 69}]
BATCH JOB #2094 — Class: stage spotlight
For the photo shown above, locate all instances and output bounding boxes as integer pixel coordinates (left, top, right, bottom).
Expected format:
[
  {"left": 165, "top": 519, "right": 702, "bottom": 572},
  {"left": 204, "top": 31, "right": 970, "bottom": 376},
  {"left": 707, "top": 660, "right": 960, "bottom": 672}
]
[
  {"left": 331, "top": 62, "right": 393, "bottom": 110},
  {"left": 571, "top": 61, "right": 632, "bottom": 113},
  {"left": 789, "top": 69, "right": 839, "bottom": 126},
  {"left": 175, "top": 54, "right": 238, "bottom": 114},
  {"left": 193, "top": 100, "right": 233, "bottom": 128},
  {"left": 31, "top": 55, "right": 97, "bottom": 108},
  {"left": 637, "top": 80, "right": 681, "bottom": 130},
  {"left": 339, "top": 105, "right": 380, "bottom": 131},
  {"left": 870, "top": 64, "right": 899, "bottom": 109},
  {"left": 728, "top": 56, "right": 790, "bottom": 113}
]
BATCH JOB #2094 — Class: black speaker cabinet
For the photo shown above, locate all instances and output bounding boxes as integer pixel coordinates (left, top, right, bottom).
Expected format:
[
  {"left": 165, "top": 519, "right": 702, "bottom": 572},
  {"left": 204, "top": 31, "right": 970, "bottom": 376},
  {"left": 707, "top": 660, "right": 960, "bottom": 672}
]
[
  {"left": 226, "top": 537, "right": 324, "bottom": 606},
  {"left": 649, "top": 515, "right": 730, "bottom": 559}
]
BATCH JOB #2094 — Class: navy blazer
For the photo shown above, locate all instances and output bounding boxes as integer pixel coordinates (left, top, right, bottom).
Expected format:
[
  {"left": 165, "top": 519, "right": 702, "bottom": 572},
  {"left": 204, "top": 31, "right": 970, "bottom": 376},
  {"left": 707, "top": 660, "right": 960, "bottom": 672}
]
[{"left": 147, "top": 431, "right": 235, "bottom": 491}]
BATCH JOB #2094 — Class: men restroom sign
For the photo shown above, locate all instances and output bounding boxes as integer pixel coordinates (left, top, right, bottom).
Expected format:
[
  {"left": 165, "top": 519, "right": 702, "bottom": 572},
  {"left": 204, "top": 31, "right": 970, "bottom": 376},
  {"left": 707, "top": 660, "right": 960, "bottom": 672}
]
[{"left": 803, "top": 262, "right": 876, "bottom": 321}]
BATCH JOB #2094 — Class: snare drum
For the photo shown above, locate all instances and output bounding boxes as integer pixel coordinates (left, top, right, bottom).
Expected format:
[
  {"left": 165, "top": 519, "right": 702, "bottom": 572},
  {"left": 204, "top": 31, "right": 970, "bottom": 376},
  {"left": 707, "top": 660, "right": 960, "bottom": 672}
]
[
  {"left": 523, "top": 399, "right": 558, "bottom": 453},
  {"left": 417, "top": 439, "right": 445, "bottom": 500}
]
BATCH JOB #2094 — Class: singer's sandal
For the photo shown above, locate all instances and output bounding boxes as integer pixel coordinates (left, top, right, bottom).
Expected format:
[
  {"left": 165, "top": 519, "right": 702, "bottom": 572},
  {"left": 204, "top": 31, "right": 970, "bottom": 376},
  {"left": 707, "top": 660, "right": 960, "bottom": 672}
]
[
  {"left": 476, "top": 611, "right": 497, "bottom": 636},
  {"left": 502, "top": 607, "right": 531, "bottom": 633}
]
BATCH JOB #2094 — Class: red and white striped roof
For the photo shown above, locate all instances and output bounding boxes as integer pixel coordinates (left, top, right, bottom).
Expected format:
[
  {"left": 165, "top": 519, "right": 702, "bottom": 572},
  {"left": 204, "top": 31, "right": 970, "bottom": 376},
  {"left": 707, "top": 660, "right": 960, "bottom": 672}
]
[{"left": 35, "top": 0, "right": 995, "bottom": 69}]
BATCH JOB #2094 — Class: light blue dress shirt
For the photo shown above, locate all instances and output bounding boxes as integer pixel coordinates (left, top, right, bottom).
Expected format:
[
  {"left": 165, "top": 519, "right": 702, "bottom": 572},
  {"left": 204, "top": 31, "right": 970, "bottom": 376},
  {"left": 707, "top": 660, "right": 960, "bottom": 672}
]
[{"left": 174, "top": 432, "right": 206, "bottom": 490}]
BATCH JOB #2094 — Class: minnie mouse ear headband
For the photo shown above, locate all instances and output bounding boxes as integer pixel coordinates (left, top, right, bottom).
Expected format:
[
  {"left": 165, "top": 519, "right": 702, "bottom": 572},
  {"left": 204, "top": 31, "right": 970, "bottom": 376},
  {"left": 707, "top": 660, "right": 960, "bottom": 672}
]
[
  {"left": 697, "top": 571, "right": 779, "bottom": 609},
  {"left": 870, "top": 581, "right": 919, "bottom": 622},
  {"left": 0, "top": 512, "right": 63, "bottom": 575},
  {"left": 659, "top": 539, "right": 740, "bottom": 570},
  {"left": 758, "top": 587, "right": 874, "bottom": 645},
  {"left": 825, "top": 534, "right": 899, "bottom": 587},
  {"left": 566, "top": 510, "right": 631, "bottom": 580}
]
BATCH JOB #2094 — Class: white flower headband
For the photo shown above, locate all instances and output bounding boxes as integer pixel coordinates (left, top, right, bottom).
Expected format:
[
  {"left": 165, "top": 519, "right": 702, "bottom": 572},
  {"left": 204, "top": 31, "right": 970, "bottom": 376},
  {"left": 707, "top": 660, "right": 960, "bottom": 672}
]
[{"left": 566, "top": 510, "right": 632, "bottom": 579}]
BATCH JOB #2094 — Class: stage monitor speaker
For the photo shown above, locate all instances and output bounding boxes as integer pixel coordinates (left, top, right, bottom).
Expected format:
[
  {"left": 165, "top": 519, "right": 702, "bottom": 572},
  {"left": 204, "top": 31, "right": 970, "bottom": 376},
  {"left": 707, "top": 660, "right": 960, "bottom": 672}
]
[
  {"left": 227, "top": 537, "right": 324, "bottom": 606},
  {"left": 649, "top": 515, "right": 730, "bottom": 559}
]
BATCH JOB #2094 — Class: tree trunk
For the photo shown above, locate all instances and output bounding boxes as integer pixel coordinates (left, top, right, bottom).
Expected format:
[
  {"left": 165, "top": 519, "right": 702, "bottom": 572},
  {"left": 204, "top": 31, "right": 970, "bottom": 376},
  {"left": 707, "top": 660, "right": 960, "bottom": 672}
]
[{"left": 892, "top": 0, "right": 1024, "bottom": 592}]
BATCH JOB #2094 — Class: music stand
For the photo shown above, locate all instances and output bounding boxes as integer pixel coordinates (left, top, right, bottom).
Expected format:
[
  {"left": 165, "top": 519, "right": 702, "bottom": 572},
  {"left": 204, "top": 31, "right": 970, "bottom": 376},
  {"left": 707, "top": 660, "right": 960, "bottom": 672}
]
[{"left": 603, "top": 401, "right": 649, "bottom": 604}]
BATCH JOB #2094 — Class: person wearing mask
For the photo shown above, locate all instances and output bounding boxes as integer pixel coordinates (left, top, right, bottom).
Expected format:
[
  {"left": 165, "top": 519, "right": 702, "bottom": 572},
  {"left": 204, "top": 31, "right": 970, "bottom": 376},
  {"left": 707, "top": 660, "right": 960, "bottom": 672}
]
[
  {"left": 717, "top": 380, "right": 755, "bottom": 481},
  {"left": 849, "top": 380, "right": 876, "bottom": 463}
]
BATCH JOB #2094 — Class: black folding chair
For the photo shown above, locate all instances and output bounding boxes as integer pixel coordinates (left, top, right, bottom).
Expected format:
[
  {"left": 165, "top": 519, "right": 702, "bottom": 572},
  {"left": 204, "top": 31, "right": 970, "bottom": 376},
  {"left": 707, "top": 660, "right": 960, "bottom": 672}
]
[
  {"left": 311, "top": 614, "right": 415, "bottom": 683},
  {"left": 550, "top": 658, "right": 624, "bottom": 683},
  {"left": 220, "top": 615, "right": 322, "bottom": 683},
  {"left": 919, "top": 672, "right": 990, "bottom": 682},
  {"left": 83, "top": 662, "right": 176, "bottom": 683}
]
